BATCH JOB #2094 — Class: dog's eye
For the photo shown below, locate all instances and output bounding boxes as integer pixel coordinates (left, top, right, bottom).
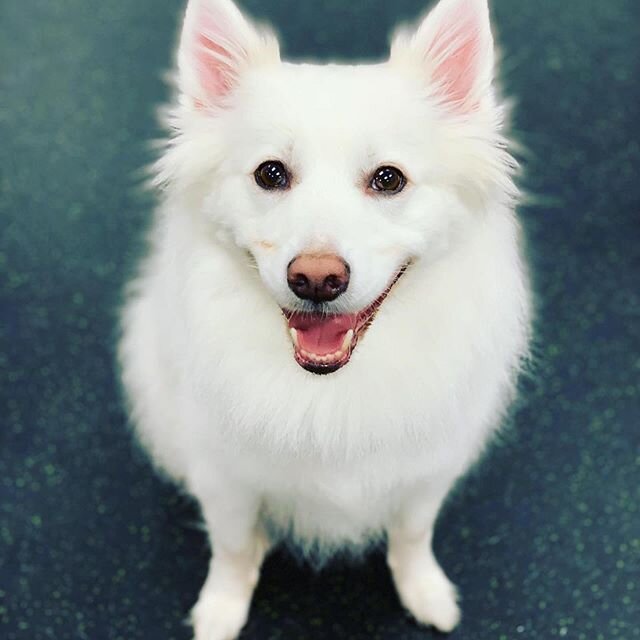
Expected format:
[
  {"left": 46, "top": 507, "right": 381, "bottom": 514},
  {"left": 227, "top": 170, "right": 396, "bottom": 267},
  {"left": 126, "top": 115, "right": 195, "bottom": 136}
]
[
  {"left": 255, "top": 160, "right": 290, "bottom": 190},
  {"left": 370, "top": 166, "right": 406, "bottom": 194}
]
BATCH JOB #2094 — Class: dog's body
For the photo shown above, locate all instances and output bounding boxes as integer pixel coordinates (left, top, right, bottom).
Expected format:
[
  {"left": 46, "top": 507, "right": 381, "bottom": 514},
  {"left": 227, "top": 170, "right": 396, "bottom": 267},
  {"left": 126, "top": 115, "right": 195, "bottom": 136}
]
[{"left": 119, "top": 0, "right": 531, "bottom": 637}]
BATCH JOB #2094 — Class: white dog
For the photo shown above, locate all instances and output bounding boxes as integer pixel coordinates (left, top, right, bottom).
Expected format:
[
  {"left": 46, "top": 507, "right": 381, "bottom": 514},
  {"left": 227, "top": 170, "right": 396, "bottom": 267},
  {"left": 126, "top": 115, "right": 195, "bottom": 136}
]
[{"left": 118, "top": 0, "right": 532, "bottom": 637}]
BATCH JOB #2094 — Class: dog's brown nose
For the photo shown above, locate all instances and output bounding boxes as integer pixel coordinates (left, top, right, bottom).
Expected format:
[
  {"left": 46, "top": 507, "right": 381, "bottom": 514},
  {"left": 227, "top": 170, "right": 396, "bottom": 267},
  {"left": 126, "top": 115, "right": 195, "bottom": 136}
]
[{"left": 287, "top": 253, "right": 350, "bottom": 303}]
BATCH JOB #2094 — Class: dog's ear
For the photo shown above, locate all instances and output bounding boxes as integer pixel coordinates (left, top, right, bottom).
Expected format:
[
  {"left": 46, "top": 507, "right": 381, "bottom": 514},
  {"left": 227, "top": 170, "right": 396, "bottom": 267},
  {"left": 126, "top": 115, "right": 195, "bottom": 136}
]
[
  {"left": 391, "top": 0, "right": 494, "bottom": 113},
  {"left": 177, "top": 0, "right": 280, "bottom": 108}
]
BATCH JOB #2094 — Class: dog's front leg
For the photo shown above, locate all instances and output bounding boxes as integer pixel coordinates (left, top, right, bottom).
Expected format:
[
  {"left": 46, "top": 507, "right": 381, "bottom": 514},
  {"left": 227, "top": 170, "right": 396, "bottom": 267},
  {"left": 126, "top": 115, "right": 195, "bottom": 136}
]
[
  {"left": 190, "top": 488, "right": 269, "bottom": 640},
  {"left": 387, "top": 482, "right": 461, "bottom": 633}
]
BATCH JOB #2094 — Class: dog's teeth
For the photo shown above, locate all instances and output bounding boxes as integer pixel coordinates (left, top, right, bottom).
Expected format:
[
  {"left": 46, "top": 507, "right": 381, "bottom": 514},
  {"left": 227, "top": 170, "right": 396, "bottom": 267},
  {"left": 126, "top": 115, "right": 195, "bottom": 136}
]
[
  {"left": 298, "top": 347, "right": 352, "bottom": 364},
  {"left": 292, "top": 329, "right": 354, "bottom": 364},
  {"left": 341, "top": 329, "right": 354, "bottom": 352}
]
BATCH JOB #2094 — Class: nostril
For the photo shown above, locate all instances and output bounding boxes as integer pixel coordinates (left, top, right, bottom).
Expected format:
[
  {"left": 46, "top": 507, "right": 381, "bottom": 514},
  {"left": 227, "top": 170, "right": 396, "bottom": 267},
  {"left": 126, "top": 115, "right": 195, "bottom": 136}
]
[
  {"left": 324, "top": 275, "right": 344, "bottom": 293},
  {"left": 292, "top": 273, "right": 309, "bottom": 289},
  {"left": 288, "top": 272, "right": 311, "bottom": 298}
]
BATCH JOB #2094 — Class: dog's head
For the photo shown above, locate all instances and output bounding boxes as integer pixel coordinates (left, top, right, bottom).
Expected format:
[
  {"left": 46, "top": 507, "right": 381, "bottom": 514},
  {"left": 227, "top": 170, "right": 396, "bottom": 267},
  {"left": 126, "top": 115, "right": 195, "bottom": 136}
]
[{"left": 159, "top": 0, "right": 514, "bottom": 374}]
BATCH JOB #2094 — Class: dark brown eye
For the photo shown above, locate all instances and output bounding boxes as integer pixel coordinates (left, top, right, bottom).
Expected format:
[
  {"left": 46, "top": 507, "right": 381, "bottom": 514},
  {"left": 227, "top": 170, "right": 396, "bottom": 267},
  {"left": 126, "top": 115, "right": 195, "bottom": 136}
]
[
  {"left": 255, "top": 160, "right": 290, "bottom": 190},
  {"left": 370, "top": 166, "right": 406, "bottom": 194}
]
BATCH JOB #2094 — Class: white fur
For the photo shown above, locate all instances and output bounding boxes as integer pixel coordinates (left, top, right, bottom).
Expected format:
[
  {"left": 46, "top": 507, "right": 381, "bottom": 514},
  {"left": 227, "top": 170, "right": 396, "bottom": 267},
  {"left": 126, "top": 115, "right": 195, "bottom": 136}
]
[{"left": 118, "top": 0, "right": 531, "bottom": 637}]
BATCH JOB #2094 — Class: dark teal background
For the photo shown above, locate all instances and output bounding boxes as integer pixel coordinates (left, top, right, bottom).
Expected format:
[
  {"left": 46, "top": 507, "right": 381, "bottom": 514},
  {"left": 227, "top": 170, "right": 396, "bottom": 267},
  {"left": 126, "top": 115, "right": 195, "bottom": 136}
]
[{"left": 1, "top": 1, "right": 639, "bottom": 638}]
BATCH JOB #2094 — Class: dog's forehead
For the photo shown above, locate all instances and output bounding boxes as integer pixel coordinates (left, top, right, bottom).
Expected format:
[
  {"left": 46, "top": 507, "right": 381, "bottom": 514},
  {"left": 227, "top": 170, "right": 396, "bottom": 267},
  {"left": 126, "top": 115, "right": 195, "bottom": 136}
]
[{"left": 239, "top": 61, "right": 427, "bottom": 143}]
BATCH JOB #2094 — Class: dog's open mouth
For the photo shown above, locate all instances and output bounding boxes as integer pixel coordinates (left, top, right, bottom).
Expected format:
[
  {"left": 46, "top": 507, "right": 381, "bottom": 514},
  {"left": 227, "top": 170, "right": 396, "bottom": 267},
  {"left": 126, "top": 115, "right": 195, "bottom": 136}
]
[{"left": 283, "top": 266, "right": 407, "bottom": 375}]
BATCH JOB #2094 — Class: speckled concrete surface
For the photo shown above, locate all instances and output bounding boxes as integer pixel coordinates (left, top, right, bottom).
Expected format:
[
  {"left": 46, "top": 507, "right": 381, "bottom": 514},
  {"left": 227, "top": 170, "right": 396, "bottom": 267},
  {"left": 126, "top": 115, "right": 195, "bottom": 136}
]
[{"left": 1, "top": 1, "right": 639, "bottom": 639}]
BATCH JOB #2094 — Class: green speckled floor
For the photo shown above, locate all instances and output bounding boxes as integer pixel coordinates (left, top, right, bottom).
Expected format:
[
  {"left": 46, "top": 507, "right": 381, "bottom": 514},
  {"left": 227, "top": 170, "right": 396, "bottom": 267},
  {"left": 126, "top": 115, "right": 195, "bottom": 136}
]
[{"left": 1, "top": 1, "right": 639, "bottom": 639}]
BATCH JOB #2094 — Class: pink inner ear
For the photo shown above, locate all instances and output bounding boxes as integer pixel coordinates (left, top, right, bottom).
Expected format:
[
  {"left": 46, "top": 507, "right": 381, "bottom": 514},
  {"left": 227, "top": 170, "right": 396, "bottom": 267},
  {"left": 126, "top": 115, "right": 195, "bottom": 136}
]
[
  {"left": 193, "top": 8, "right": 242, "bottom": 101},
  {"left": 425, "top": 1, "right": 487, "bottom": 110},
  {"left": 196, "top": 34, "right": 231, "bottom": 97}
]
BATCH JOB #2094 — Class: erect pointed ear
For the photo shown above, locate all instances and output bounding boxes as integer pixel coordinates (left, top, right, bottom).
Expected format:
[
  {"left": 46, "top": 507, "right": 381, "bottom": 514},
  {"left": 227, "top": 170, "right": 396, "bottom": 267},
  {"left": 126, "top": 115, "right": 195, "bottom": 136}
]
[
  {"left": 177, "top": 0, "right": 280, "bottom": 108},
  {"left": 391, "top": 0, "right": 494, "bottom": 113}
]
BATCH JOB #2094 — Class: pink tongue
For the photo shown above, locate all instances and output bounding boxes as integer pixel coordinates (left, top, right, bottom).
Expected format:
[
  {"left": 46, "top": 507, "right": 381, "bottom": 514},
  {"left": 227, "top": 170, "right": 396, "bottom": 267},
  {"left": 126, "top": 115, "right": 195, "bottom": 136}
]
[{"left": 287, "top": 313, "right": 356, "bottom": 356}]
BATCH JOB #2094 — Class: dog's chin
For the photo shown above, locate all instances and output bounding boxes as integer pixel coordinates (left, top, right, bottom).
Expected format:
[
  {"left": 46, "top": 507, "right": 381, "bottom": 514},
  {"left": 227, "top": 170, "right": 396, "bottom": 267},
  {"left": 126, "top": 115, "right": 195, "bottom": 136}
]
[{"left": 282, "top": 266, "right": 408, "bottom": 375}]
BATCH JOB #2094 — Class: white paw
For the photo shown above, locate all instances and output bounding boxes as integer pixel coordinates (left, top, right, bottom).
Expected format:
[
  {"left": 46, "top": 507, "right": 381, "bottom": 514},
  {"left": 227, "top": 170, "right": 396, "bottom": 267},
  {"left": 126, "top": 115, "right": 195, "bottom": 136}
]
[
  {"left": 392, "top": 565, "right": 461, "bottom": 633},
  {"left": 191, "top": 591, "right": 251, "bottom": 640}
]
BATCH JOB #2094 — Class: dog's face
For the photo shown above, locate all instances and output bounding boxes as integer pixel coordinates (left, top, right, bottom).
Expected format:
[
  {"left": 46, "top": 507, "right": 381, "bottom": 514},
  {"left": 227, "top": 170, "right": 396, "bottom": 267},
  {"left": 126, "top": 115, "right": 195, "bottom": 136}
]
[{"left": 165, "top": 0, "right": 510, "bottom": 374}]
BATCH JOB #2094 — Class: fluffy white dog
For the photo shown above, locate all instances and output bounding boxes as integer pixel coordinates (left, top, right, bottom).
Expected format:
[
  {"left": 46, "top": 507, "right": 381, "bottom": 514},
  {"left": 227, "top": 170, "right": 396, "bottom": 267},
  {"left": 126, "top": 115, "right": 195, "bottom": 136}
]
[{"left": 118, "top": 0, "right": 532, "bottom": 637}]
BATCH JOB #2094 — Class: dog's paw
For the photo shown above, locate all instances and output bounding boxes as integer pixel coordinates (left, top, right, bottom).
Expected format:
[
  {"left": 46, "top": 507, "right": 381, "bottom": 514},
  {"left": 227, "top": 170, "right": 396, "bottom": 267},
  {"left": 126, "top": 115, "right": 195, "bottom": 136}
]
[
  {"left": 393, "top": 565, "right": 461, "bottom": 633},
  {"left": 191, "top": 591, "right": 251, "bottom": 640}
]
